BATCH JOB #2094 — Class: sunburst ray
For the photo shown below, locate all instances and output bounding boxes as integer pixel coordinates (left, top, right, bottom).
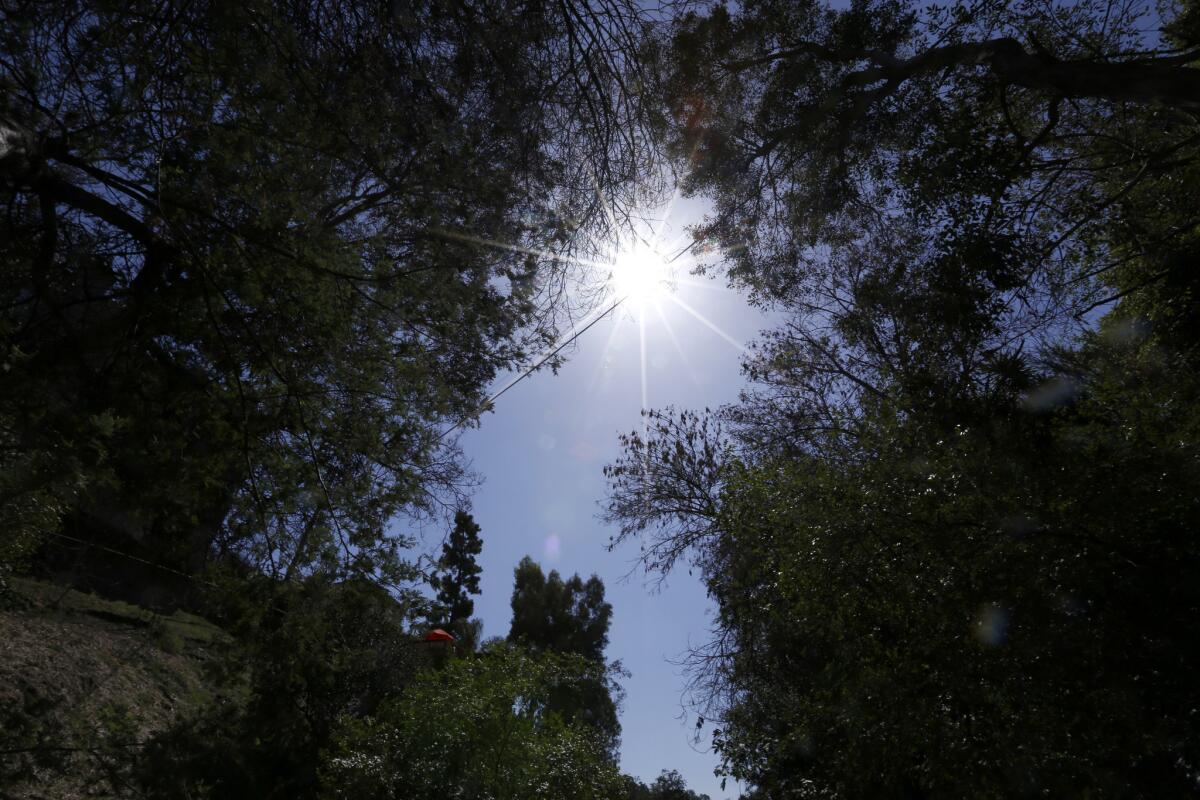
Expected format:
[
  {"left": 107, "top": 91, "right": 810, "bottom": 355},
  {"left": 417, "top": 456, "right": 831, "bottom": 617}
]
[
  {"left": 669, "top": 294, "right": 748, "bottom": 354},
  {"left": 430, "top": 227, "right": 611, "bottom": 270},
  {"left": 653, "top": 298, "right": 702, "bottom": 389}
]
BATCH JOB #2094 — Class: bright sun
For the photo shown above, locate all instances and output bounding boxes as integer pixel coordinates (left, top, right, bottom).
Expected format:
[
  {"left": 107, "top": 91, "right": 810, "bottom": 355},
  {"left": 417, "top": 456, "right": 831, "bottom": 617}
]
[{"left": 609, "top": 241, "right": 672, "bottom": 304}]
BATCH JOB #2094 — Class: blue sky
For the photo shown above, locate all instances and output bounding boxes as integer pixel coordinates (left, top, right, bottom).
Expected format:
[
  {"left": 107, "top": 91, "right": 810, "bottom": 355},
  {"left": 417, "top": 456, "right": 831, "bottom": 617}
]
[{"left": 448, "top": 198, "right": 771, "bottom": 798}]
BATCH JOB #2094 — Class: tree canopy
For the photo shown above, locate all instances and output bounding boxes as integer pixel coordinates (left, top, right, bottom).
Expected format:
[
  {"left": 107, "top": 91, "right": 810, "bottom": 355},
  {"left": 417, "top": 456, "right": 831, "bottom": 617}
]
[
  {"left": 429, "top": 510, "right": 483, "bottom": 628},
  {"left": 508, "top": 555, "right": 622, "bottom": 756},
  {"left": 0, "top": 0, "right": 664, "bottom": 585},
  {"left": 321, "top": 643, "right": 624, "bottom": 800},
  {"left": 606, "top": 0, "right": 1200, "bottom": 796},
  {"left": 0, "top": 2, "right": 681, "bottom": 798},
  {"left": 509, "top": 555, "right": 613, "bottom": 661},
  {"left": 661, "top": 0, "right": 1200, "bottom": 439},
  {"left": 6, "top": 0, "right": 1200, "bottom": 797},
  {"left": 624, "top": 769, "right": 713, "bottom": 800}
]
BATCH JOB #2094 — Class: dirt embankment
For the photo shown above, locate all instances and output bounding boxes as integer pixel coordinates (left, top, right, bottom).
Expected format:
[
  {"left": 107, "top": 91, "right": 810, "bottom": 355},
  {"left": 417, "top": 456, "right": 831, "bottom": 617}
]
[{"left": 0, "top": 578, "right": 224, "bottom": 799}]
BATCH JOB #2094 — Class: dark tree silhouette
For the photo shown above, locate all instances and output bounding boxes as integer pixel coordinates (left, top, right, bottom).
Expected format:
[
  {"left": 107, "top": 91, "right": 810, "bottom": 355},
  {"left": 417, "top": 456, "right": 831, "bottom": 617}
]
[
  {"left": 429, "top": 510, "right": 483, "bottom": 627},
  {"left": 0, "top": 0, "right": 666, "bottom": 583},
  {"left": 606, "top": 1, "right": 1200, "bottom": 796},
  {"left": 509, "top": 555, "right": 613, "bottom": 662},
  {"left": 508, "top": 556, "right": 621, "bottom": 756}
]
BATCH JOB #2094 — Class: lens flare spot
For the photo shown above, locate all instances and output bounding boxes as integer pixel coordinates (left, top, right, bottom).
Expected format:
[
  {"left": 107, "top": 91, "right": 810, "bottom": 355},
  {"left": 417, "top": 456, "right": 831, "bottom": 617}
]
[
  {"left": 973, "top": 603, "right": 1009, "bottom": 646},
  {"left": 543, "top": 533, "right": 561, "bottom": 561}
]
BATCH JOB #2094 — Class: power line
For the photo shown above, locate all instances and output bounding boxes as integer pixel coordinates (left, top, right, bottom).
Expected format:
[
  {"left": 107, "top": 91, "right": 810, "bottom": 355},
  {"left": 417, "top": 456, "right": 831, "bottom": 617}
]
[
  {"left": 439, "top": 294, "right": 627, "bottom": 441},
  {"left": 45, "top": 530, "right": 214, "bottom": 585},
  {"left": 436, "top": 234, "right": 701, "bottom": 441}
]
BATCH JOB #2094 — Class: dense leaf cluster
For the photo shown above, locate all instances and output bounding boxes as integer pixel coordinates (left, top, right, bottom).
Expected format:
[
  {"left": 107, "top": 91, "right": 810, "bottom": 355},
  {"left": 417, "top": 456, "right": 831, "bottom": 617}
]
[
  {"left": 323, "top": 643, "right": 624, "bottom": 800},
  {"left": 508, "top": 555, "right": 623, "bottom": 756},
  {"left": 606, "top": 1, "right": 1200, "bottom": 796},
  {"left": 0, "top": 0, "right": 662, "bottom": 585}
]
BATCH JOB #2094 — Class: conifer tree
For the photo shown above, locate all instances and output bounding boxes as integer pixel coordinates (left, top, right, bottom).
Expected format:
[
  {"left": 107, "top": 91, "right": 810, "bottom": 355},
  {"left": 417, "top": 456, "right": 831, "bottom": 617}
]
[{"left": 429, "top": 511, "right": 483, "bottom": 627}]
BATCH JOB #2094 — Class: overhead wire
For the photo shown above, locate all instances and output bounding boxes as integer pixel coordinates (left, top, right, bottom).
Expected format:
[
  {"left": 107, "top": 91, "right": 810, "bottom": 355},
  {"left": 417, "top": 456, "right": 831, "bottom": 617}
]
[
  {"left": 438, "top": 293, "right": 628, "bottom": 441},
  {"left": 436, "top": 233, "right": 701, "bottom": 441}
]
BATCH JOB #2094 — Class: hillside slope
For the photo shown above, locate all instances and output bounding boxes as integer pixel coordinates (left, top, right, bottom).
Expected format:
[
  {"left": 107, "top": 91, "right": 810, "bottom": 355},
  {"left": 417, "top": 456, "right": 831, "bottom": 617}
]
[{"left": 0, "top": 578, "right": 223, "bottom": 799}]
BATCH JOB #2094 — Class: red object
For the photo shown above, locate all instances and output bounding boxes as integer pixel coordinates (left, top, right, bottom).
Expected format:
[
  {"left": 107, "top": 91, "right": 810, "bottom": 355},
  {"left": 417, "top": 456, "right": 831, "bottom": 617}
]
[{"left": 423, "top": 628, "right": 456, "bottom": 643}]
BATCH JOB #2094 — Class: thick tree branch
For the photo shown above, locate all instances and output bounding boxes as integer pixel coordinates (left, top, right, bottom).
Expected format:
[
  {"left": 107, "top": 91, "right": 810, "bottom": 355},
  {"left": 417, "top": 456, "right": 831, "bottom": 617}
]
[
  {"left": 729, "top": 37, "right": 1200, "bottom": 112},
  {"left": 35, "top": 173, "right": 162, "bottom": 250}
]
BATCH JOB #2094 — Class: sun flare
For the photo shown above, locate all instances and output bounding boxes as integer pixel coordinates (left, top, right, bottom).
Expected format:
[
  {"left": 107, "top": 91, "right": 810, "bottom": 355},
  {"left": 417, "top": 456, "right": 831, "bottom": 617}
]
[{"left": 609, "top": 241, "right": 672, "bottom": 304}]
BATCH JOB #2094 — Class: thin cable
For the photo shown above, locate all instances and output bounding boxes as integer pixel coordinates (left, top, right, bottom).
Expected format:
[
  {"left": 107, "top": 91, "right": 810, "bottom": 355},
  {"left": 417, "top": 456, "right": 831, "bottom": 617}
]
[
  {"left": 436, "top": 236, "right": 697, "bottom": 442},
  {"left": 438, "top": 294, "right": 627, "bottom": 441},
  {"left": 44, "top": 531, "right": 215, "bottom": 585}
]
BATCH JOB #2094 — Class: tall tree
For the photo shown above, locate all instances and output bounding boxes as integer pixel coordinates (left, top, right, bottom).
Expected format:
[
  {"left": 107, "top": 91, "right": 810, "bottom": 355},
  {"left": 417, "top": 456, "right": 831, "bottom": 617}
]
[
  {"left": 0, "top": 0, "right": 666, "bottom": 583},
  {"left": 508, "top": 556, "right": 621, "bottom": 755},
  {"left": 429, "top": 510, "right": 483, "bottom": 627},
  {"left": 605, "top": 0, "right": 1200, "bottom": 795},
  {"left": 509, "top": 556, "right": 613, "bottom": 662}
]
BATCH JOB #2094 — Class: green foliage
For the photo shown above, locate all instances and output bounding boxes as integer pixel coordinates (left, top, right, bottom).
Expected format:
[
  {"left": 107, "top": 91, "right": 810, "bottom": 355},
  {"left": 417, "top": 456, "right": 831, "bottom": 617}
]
[
  {"left": 613, "top": 327, "right": 1200, "bottom": 796},
  {"left": 149, "top": 618, "right": 185, "bottom": 655},
  {"left": 444, "top": 616, "right": 485, "bottom": 654},
  {"left": 134, "top": 575, "right": 421, "bottom": 798},
  {"left": 624, "top": 769, "right": 712, "bottom": 800},
  {"left": 320, "top": 643, "right": 624, "bottom": 800},
  {"left": 428, "top": 510, "right": 483, "bottom": 627},
  {"left": 5, "top": 576, "right": 225, "bottom": 645},
  {"left": 713, "top": 337, "right": 1200, "bottom": 795},
  {"left": 0, "top": 0, "right": 662, "bottom": 581},
  {"left": 508, "top": 556, "right": 622, "bottom": 754},
  {"left": 510, "top": 555, "right": 613, "bottom": 662},
  {"left": 0, "top": 3, "right": 682, "bottom": 798},
  {"left": 602, "top": 2, "right": 1200, "bottom": 796},
  {"left": 663, "top": 0, "right": 1200, "bottom": 373}
]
